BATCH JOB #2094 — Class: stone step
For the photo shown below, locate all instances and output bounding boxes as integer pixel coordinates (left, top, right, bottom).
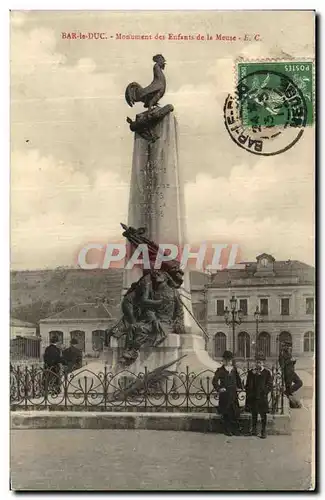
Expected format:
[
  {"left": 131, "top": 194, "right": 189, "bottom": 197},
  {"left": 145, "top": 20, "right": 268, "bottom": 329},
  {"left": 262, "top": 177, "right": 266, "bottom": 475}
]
[{"left": 11, "top": 410, "right": 291, "bottom": 435}]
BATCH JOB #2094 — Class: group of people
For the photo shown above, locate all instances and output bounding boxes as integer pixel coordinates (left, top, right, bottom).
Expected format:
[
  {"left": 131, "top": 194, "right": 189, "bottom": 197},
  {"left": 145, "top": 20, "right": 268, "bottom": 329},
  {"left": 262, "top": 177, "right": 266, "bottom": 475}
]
[
  {"left": 43, "top": 334, "right": 83, "bottom": 394},
  {"left": 212, "top": 345, "right": 303, "bottom": 438}
]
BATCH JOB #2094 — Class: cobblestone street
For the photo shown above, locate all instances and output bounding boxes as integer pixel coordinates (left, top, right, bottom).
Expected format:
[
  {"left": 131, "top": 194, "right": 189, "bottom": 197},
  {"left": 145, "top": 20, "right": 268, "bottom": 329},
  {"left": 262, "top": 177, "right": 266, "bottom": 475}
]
[{"left": 10, "top": 401, "right": 313, "bottom": 491}]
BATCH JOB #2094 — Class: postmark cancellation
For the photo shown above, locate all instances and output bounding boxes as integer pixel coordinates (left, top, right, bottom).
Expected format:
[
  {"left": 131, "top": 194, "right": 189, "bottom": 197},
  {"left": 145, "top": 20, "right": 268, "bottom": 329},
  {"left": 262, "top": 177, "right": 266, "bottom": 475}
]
[{"left": 224, "top": 59, "right": 315, "bottom": 156}]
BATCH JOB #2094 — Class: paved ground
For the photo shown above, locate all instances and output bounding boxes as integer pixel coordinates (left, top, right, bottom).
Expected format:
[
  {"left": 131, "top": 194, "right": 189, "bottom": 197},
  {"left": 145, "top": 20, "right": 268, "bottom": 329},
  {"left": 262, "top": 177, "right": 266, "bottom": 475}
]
[{"left": 10, "top": 400, "right": 314, "bottom": 491}]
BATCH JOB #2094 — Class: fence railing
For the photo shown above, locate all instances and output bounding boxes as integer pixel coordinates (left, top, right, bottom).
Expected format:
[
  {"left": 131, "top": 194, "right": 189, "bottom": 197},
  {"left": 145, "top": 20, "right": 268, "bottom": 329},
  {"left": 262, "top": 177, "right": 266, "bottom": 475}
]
[
  {"left": 10, "top": 364, "right": 285, "bottom": 414},
  {"left": 10, "top": 336, "right": 41, "bottom": 360}
]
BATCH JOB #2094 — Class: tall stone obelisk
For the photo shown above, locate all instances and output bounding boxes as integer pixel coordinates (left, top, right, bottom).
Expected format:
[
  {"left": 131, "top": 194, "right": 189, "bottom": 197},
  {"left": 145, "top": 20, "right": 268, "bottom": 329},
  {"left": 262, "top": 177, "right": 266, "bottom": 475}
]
[{"left": 123, "top": 111, "right": 193, "bottom": 329}]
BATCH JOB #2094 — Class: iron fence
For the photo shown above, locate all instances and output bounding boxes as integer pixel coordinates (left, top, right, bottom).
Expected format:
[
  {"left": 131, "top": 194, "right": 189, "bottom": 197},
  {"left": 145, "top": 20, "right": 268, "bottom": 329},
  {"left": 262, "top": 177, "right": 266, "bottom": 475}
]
[
  {"left": 10, "top": 364, "right": 285, "bottom": 414},
  {"left": 10, "top": 336, "right": 41, "bottom": 361}
]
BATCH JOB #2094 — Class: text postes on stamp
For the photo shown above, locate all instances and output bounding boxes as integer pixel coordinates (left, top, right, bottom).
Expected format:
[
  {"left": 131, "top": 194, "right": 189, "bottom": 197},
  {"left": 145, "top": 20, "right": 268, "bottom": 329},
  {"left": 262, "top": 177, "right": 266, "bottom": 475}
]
[
  {"left": 224, "top": 66, "right": 310, "bottom": 156},
  {"left": 238, "top": 61, "right": 314, "bottom": 125}
]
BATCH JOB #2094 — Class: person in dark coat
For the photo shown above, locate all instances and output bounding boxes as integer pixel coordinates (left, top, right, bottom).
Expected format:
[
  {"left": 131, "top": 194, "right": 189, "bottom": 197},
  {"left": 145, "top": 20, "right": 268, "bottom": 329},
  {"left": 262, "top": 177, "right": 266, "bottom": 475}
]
[
  {"left": 279, "top": 342, "right": 303, "bottom": 408},
  {"left": 245, "top": 353, "right": 273, "bottom": 439},
  {"left": 212, "top": 350, "right": 243, "bottom": 436},
  {"left": 62, "top": 338, "right": 83, "bottom": 374},
  {"left": 43, "top": 334, "right": 63, "bottom": 395}
]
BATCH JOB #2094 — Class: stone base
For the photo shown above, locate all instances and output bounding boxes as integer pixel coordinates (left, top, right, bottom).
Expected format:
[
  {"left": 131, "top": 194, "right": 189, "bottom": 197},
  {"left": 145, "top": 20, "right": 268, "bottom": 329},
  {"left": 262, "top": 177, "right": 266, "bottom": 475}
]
[
  {"left": 178, "top": 332, "right": 221, "bottom": 373},
  {"left": 100, "top": 333, "right": 182, "bottom": 372},
  {"left": 116, "top": 333, "right": 180, "bottom": 371},
  {"left": 11, "top": 410, "right": 291, "bottom": 435},
  {"left": 69, "top": 333, "right": 182, "bottom": 394},
  {"left": 83, "top": 330, "right": 219, "bottom": 378}
]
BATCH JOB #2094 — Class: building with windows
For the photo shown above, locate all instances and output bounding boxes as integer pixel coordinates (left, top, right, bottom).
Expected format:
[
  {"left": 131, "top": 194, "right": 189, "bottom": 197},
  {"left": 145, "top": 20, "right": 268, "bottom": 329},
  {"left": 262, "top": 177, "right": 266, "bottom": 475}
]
[
  {"left": 204, "top": 254, "right": 315, "bottom": 360},
  {"left": 39, "top": 302, "right": 116, "bottom": 356}
]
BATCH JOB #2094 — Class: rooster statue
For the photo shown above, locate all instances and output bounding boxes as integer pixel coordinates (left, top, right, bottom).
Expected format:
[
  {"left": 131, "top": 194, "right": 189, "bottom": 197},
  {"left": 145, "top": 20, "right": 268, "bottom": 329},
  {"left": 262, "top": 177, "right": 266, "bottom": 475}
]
[{"left": 125, "top": 54, "right": 166, "bottom": 111}]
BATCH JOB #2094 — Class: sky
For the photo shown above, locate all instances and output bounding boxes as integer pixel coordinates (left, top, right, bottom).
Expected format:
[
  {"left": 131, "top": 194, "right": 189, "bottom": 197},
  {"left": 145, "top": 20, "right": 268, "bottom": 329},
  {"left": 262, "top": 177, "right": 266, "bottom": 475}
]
[{"left": 10, "top": 10, "right": 315, "bottom": 270}]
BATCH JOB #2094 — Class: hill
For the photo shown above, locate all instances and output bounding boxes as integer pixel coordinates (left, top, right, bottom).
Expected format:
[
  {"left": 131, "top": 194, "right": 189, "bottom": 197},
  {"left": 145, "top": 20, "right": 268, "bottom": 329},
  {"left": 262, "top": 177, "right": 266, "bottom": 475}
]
[{"left": 10, "top": 268, "right": 209, "bottom": 327}]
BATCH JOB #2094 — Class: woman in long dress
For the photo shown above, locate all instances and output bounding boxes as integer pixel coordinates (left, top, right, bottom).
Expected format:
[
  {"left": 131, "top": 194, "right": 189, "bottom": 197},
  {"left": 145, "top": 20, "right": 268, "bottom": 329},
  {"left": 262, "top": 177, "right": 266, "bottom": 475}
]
[{"left": 212, "top": 350, "right": 243, "bottom": 436}]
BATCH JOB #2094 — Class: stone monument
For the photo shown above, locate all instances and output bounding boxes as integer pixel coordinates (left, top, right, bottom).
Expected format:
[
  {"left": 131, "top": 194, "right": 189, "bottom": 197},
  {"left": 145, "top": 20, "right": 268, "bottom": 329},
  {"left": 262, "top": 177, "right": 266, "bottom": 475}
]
[{"left": 105, "top": 54, "right": 219, "bottom": 373}]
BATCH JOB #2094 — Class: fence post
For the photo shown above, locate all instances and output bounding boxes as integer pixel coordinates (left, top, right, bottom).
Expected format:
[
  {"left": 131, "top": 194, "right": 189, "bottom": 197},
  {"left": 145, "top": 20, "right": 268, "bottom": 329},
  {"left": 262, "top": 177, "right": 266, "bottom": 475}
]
[
  {"left": 163, "top": 376, "right": 168, "bottom": 411},
  {"left": 185, "top": 366, "right": 189, "bottom": 412},
  {"left": 63, "top": 370, "right": 68, "bottom": 409},
  {"left": 43, "top": 368, "right": 49, "bottom": 409},
  {"left": 24, "top": 366, "right": 28, "bottom": 410},
  {"left": 31, "top": 365, "right": 36, "bottom": 399},
  {"left": 16, "top": 365, "right": 21, "bottom": 403},
  {"left": 144, "top": 366, "right": 148, "bottom": 412},
  {"left": 103, "top": 365, "right": 108, "bottom": 411},
  {"left": 280, "top": 366, "right": 284, "bottom": 415},
  {"left": 271, "top": 365, "right": 275, "bottom": 414},
  {"left": 206, "top": 375, "right": 210, "bottom": 411},
  {"left": 84, "top": 375, "right": 88, "bottom": 410}
]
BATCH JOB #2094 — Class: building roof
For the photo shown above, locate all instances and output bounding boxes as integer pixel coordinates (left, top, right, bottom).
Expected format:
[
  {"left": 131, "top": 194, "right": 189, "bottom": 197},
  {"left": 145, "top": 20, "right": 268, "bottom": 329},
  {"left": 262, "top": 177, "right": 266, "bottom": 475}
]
[
  {"left": 11, "top": 335, "right": 40, "bottom": 341},
  {"left": 10, "top": 317, "right": 37, "bottom": 328},
  {"left": 41, "top": 302, "right": 114, "bottom": 322},
  {"left": 190, "top": 271, "right": 211, "bottom": 287},
  {"left": 209, "top": 259, "right": 315, "bottom": 288}
]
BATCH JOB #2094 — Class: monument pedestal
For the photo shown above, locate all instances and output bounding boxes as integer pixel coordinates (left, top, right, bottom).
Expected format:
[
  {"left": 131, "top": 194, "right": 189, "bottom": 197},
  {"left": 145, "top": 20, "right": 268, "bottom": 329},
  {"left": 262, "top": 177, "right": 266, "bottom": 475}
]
[
  {"left": 109, "top": 333, "right": 181, "bottom": 373},
  {"left": 75, "top": 334, "right": 182, "bottom": 396}
]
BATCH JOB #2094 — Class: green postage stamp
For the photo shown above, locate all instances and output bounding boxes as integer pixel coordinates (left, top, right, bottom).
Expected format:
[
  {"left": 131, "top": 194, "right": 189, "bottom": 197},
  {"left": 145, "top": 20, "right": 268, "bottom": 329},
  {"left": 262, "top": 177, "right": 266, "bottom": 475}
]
[{"left": 237, "top": 61, "right": 314, "bottom": 128}]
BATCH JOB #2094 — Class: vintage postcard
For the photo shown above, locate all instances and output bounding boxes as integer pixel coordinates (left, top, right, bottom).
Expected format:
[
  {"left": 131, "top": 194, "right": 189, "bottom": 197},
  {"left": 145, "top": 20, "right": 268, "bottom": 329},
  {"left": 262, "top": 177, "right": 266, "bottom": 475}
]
[{"left": 10, "top": 10, "right": 315, "bottom": 491}]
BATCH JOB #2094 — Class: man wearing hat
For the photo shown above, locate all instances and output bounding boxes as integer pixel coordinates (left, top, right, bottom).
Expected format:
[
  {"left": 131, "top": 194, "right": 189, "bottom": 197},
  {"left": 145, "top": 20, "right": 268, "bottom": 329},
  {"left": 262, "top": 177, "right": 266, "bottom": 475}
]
[
  {"left": 212, "top": 350, "right": 243, "bottom": 436},
  {"left": 43, "top": 333, "right": 63, "bottom": 394},
  {"left": 245, "top": 353, "right": 273, "bottom": 439},
  {"left": 62, "top": 338, "right": 83, "bottom": 374},
  {"left": 279, "top": 342, "right": 303, "bottom": 408}
]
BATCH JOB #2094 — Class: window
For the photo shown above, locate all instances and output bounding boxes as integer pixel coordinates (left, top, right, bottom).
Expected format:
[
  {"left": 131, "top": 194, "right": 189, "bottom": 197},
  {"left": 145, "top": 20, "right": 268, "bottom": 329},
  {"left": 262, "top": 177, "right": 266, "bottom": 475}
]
[
  {"left": 216, "top": 299, "right": 225, "bottom": 316},
  {"left": 257, "top": 331, "right": 271, "bottom": 357},
  {"left": 49, "top": 331, "right": 63, "bottom": 344},
  {"left": 304, "top": 331, "right": 314, "bottom": 352},
  {"left": 239, "top": 299, "right": 248, "bottom": 316},
  {"left": 70, "top": 330, "right": 86, "bottom": 352},
  {"left": 238, "top": 331, "right": 250, "bottom": 358},
  {"left": 214, "top": 332, "right": 227, "bottom": 357},
  {"left": 279, "top": 331, "right": 292, "bottom": 346},
  {"left": 306, "top": 298, "right": 314, "bottom": 315},
  {"left": 281, "top": 298, "right": 290, "bottom": 315},
  {"left": 260, "top": 298, "right": 269, "bottom": 316}
]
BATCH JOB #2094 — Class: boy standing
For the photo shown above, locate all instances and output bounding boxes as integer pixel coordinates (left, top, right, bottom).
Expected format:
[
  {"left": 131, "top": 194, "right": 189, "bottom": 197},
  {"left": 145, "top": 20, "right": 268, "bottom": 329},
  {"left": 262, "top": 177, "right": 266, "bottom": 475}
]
[{"left": 245, "top": 353, "right": 273, "bottom": 439}]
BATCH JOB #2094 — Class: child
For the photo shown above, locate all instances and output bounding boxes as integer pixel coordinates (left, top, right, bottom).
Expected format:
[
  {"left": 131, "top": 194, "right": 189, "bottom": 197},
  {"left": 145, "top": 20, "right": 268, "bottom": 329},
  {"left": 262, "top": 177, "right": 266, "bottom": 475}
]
[{"left": 245, "top": 353, "right": 273, "bottom": 439}]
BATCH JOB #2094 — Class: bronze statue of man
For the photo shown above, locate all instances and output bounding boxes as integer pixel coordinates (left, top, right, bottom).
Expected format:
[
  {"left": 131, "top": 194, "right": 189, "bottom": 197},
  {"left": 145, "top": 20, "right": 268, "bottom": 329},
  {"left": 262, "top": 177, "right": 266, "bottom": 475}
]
[{"left": 111, "top": 270, "right": 184, "bottom": 365}]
